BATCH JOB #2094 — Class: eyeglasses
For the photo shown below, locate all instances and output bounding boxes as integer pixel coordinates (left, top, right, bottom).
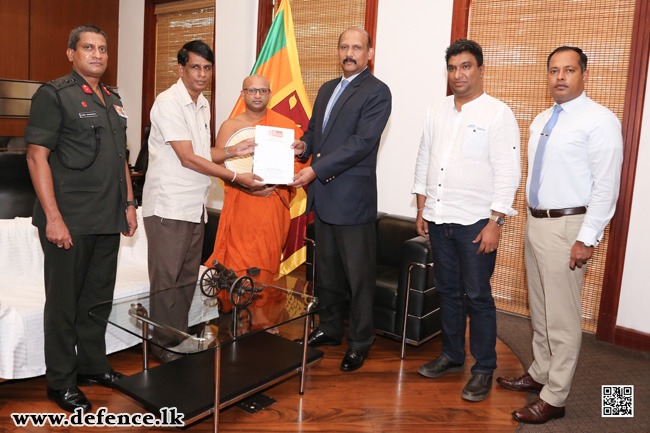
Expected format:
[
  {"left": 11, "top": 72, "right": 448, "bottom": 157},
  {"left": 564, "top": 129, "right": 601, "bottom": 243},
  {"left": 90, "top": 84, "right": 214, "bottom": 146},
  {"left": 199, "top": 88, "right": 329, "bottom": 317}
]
[{"left": 242, "top": 88, "right": 270, "bottom": 95}]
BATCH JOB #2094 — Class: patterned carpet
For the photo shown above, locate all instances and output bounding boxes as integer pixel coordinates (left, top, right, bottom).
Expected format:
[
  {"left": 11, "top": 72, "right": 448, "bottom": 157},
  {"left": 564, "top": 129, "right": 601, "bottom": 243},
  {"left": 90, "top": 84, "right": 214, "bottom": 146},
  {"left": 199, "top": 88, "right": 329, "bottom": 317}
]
[{"left": 495, "top": 311, "right": 650, "bottom": 432}]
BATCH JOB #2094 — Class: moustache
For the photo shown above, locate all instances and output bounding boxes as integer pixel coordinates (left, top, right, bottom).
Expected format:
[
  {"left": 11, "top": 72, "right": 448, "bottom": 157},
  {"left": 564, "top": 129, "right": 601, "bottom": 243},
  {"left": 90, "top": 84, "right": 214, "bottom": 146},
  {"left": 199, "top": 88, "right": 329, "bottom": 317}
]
[{"left": 343, "top": 58, "right": 357, "bottom": 65}]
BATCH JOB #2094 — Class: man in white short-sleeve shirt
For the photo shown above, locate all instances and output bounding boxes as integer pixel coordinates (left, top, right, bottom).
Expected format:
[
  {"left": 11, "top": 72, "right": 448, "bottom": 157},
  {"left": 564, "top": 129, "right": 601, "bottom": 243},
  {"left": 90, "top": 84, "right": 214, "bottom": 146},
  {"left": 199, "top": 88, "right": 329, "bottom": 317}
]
[{"left": 142, "top": 40, "right": 259, "bottom": 363}]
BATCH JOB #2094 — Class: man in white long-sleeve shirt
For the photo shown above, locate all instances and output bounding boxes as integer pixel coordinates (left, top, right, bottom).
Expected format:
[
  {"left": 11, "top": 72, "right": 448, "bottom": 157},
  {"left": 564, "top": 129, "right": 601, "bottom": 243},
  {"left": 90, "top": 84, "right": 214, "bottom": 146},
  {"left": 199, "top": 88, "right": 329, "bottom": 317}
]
[
  {"left": 498, "top": 46, "right": 623, "bottom": 424},
  {"left": 412, "top": 39, "right": 521, "bottom": 402}
]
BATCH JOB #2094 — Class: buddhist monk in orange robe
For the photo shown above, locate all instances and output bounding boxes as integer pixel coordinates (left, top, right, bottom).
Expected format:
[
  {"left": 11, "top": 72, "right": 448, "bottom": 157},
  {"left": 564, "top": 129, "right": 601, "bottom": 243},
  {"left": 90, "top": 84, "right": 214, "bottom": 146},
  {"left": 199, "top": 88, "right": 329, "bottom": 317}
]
[{"left": 205, "top": 75, "right": 308, "bottom": 295}]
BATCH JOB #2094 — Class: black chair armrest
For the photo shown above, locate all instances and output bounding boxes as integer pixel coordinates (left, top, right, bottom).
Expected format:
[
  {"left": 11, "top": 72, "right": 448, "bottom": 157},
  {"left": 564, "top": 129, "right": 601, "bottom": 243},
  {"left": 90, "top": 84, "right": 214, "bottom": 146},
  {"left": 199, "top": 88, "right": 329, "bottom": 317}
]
[
  {"left": 400, "top": 236, "right": 433, "bottom": 292},
  {"left": 390, "top": 235, "right": 433, "bottom": 336}
]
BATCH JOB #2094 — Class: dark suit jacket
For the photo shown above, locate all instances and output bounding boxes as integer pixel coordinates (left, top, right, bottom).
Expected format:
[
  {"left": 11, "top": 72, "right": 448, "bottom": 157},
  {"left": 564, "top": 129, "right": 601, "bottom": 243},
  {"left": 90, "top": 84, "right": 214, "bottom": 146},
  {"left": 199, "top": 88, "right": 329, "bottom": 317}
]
[{"left": 302, "top": 68, "right": 392, "bottom": 225}]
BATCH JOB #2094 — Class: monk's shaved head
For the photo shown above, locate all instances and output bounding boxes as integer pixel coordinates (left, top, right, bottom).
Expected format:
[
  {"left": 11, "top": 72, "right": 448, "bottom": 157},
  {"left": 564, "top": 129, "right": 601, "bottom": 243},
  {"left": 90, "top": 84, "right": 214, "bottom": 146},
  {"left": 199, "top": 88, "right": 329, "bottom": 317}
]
[{"left": 242, "top": 74, "right": 270, "bottom": 90}]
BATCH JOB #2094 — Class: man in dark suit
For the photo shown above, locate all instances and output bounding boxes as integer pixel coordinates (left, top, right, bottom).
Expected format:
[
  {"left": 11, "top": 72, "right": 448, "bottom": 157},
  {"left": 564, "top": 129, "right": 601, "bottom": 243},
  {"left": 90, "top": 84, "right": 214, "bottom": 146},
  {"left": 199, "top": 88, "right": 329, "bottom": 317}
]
[{"left": 290, "top": 27, "right": 392, "bottom": 371}]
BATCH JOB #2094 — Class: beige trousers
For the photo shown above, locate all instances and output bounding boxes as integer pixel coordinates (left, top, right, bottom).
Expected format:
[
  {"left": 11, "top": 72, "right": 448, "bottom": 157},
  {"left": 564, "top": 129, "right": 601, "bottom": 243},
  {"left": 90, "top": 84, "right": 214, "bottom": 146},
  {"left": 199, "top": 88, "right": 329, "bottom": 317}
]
[{"left": 524, "top": 213, "right": 586, "bottom": 407}]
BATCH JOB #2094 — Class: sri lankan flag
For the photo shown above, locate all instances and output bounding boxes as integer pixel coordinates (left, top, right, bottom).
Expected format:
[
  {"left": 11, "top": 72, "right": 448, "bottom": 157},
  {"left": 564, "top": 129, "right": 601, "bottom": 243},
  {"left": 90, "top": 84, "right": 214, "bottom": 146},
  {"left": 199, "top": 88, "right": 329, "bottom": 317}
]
[{"left": 229, "top": 0, "right": 312, "bottom": 275}]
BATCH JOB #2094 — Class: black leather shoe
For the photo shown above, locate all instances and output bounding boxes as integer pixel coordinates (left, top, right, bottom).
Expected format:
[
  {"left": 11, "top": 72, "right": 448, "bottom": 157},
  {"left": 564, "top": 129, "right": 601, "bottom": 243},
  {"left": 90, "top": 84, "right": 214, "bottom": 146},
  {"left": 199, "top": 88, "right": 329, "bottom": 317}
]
[
  {"left": 304, "top": 328, "right": 341, "bottom": 347},
  {"left": 340, "top": 349, "right": 368, "bottom": 371},
  {"left": 47, "top": 386, "right": 92, "bottom": 413},
  {"left": 461, "top": 373, "right": 493, "bottom": 402},
  {"left": 77, "top": 369, "right": 125, "bottom": 388},
  {"left": 418, "top": 355, "right": 465, "bottom": 378}
]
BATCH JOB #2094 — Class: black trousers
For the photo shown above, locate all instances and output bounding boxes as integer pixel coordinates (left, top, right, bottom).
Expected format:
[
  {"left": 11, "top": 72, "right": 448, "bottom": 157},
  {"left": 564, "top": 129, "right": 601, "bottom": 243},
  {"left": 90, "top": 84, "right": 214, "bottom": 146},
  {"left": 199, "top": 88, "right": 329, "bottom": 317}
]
[
  {"left": 39, "top": 230, "right": 119, "bottom": 389},
  {"left": 314, "top": 213, "right": 376, "bottom": 352}
]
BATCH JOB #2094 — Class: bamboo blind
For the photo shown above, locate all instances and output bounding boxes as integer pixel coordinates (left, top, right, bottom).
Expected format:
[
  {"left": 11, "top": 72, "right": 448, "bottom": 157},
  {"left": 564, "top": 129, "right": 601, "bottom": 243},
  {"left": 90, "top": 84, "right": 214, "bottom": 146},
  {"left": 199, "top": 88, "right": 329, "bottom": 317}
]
[
  {"left": 154, "top": 0, "right": 215, "bottom": 100},
  {"left": 280, "top": 0, "right": 367, "bottom": 103},
  {"left": 468, "top": 0, "right": 635, "bottom": 332}
]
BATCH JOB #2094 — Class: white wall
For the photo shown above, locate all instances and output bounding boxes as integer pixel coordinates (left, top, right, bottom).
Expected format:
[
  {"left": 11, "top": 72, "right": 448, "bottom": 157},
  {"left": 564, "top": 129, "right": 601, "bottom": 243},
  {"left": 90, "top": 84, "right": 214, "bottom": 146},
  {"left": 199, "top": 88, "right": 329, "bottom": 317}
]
[
  {"left": 617, "top": 73, "right": 650, "bottom": 333},
  {"left": 374, "top": 1, "right": 453, "bottom": 215},
  {"left": 116, "top": 0, "right": 649, "bottom": 336},
  {"left": 214, "top": 0, "right": 258, "bottom": 128},
  {"left": 117, "top": 0, "right": 145, "bottom": 165},
  {"left": 207, "top": 0, "right": 258, "bottom": 208}
]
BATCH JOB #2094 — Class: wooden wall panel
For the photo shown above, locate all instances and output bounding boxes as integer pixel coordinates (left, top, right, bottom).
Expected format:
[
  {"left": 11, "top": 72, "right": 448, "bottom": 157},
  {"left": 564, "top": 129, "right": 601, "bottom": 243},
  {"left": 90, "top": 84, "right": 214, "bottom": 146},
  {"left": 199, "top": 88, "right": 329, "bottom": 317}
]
[
  {"left": 0, "top": 0, "right": 29, "bottom": 79},
  {"left": 29, "top": 0, "right": 119, "bottom": 85},
  {"left": 0, "top": 118, "right": 28, "bottom": 137}
]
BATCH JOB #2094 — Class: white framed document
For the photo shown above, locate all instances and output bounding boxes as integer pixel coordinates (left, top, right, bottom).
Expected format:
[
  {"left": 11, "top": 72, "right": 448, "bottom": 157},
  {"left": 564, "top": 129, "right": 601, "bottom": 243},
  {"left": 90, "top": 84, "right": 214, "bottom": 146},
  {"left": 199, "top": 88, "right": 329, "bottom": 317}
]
[{"left": 253, "top": 125, "right": 295, "bottom": 184}]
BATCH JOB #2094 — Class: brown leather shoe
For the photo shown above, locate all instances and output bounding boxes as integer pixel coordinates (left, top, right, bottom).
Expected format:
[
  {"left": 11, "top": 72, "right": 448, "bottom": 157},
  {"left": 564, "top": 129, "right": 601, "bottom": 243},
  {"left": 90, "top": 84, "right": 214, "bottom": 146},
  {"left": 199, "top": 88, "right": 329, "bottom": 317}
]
[
  {"left": 512, "top": 398, "right": 565, "bottom": 424},
  {"left": 496, "top": 372, "right": 544, "bottom": 393}
]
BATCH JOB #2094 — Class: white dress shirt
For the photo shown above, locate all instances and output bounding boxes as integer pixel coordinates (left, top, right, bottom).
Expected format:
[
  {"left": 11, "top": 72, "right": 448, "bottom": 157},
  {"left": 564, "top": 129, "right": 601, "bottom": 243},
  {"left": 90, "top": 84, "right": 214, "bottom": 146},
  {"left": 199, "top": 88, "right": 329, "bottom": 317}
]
[
  {"left": 526, "top": 92, "right": 623, "bottom": 245},
  {"left": 143, "top": 78, "right": 212, "bottom": 223},
  {"left": 412, "top": 93, "right": 521, "bottom": 225}
]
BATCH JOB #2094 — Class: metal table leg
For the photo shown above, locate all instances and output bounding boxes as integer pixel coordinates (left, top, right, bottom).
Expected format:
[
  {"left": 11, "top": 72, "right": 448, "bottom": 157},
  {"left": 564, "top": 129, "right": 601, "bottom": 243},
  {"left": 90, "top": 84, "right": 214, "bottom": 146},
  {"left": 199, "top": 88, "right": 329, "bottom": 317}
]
[
  {"left": 142, "top": 323, "right": 149, "bottom": 371},
  {"left": 304, "top": 237, "right": 316, "bottom": 330},
  {"left": 213, "top": 345, "right": 221, "bottom": 432},
  {"left": 130, "top": 303, "right": 150, "bottom": 370},
  {"left": 300, "top": 299, "right": 317, "bottom": 395}
]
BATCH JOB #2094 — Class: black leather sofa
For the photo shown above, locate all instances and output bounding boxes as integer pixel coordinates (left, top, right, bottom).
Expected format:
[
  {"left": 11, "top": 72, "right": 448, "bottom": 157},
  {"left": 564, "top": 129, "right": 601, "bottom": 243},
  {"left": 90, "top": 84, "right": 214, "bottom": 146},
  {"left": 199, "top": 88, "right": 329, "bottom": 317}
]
[
  {"left": 0, "top": 149, "right": 36, "bottom": 219},
  {"left": 202, "top": 208, "right": 221, "bottom": 264},
  {"left": 306, "top": 214, "right": 441, "bottom": 348}
]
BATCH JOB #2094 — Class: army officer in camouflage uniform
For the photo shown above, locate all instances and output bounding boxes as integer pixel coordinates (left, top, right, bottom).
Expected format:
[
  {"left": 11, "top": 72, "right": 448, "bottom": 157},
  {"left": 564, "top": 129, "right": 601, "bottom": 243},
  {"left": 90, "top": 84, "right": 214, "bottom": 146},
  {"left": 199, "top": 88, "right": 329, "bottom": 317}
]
[{"left": 25, "top": 24, "right": 137, "bottom": 413}]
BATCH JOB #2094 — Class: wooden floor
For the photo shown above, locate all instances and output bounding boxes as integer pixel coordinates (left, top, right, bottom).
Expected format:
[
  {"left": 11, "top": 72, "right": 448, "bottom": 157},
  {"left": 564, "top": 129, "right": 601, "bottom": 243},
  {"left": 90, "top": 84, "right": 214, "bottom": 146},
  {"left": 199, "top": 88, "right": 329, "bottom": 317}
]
[{"left": 0, "top": 321, "right": 526, "bottom": 432}]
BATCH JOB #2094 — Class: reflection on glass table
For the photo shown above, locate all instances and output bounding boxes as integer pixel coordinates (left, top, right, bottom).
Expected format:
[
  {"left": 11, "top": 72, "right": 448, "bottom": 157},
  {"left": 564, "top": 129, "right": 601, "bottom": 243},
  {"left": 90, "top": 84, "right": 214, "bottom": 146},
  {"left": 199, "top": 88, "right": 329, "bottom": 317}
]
[{"left": 89, "top": 270, "right": 325, "bottom": 432}]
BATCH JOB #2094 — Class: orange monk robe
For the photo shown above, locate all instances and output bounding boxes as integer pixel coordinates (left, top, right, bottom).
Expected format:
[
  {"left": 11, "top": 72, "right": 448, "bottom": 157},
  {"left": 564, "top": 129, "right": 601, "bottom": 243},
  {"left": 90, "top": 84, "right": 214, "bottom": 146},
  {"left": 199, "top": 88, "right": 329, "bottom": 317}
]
[{"left": 205, "top": 109, "right": 307, "bottom": 287}]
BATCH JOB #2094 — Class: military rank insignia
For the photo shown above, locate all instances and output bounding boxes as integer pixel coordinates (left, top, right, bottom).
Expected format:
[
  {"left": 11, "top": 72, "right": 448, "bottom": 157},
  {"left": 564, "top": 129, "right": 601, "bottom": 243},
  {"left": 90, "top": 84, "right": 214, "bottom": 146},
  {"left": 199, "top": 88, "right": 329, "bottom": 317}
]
[{"left": 113, "top": 104, "right": 128, "bottom": 118}]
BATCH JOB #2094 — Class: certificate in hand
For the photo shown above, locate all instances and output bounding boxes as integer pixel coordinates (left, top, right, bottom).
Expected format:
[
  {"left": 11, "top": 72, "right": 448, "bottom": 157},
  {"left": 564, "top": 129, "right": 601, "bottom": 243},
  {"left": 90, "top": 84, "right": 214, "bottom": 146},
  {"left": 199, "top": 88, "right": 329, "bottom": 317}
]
[{"left": 253, "top": 125, "right": 295, "bottom": 184}]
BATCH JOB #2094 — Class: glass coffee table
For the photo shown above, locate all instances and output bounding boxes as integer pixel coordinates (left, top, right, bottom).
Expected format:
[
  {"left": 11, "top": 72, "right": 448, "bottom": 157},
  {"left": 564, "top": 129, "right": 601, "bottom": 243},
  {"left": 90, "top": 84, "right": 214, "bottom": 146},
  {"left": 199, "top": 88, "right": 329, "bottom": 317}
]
[{"left": 89, "top": 272, "right": 326, "bottom": 432}]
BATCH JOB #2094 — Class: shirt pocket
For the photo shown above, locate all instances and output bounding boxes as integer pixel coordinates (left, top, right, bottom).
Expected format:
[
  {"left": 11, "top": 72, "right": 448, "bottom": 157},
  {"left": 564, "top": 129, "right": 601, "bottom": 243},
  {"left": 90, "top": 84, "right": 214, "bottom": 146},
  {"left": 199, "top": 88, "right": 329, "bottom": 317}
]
[
  {"left": 57, "top": 118, "right": 103, "bottom": 169},
  {"left": 462, "top": 124, "right": 488, "bottom": 158}
]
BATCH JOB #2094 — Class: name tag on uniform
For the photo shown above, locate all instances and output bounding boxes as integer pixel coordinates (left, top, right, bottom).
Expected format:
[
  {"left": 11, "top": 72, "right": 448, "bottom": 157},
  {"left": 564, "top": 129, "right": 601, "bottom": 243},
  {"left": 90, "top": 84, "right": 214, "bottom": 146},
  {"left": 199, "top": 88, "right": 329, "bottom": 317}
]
[
  {"left": 113, "top": 104, "right": 128, "bottom": 118},
  {"left": 79, "top": 111, "right": 97, "bottom": 118}
]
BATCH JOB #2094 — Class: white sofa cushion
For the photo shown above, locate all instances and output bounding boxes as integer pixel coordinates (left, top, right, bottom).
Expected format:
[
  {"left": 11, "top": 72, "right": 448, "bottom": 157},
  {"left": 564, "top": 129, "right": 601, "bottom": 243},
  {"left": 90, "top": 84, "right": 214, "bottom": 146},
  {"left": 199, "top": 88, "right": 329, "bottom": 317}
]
[{"left": 0, "top": 211, "right": 150, "bottom": 380}]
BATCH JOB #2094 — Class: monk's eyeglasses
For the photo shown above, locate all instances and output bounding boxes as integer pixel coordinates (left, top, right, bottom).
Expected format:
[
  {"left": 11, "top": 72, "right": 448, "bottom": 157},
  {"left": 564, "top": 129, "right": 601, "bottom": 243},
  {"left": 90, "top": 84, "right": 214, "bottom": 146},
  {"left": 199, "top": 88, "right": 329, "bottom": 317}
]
[{"left": 243, "top": 88, "right": 270, "bottom": 95}]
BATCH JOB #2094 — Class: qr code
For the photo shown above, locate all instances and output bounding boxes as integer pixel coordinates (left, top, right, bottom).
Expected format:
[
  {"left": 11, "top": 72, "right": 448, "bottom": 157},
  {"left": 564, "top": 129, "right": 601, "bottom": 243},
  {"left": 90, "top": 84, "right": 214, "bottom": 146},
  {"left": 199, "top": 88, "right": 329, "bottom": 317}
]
[{"left": 602, "top": 385, "right": 634, "bottom": 417}]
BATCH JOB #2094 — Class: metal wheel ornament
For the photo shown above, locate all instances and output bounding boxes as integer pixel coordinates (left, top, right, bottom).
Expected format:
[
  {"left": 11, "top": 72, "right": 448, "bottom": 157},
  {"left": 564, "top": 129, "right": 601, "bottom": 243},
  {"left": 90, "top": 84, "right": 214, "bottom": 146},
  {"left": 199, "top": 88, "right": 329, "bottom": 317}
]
[
  {"left": 200, "top": 267, "right": 222, "bottom": 298},
  {"left": 229, "top": 276, "right": 255, "bottom": 307}
]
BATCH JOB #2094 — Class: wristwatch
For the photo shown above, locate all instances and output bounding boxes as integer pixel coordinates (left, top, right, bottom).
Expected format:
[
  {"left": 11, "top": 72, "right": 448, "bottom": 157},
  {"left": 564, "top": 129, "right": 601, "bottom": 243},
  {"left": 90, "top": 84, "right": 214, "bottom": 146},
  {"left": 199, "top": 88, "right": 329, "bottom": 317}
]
[
  {"left": 126, "top": 200, "right": 138, "bottom": 209},
  {"left": 489, "top": 214, "right": 505, "bottom": 226}
]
